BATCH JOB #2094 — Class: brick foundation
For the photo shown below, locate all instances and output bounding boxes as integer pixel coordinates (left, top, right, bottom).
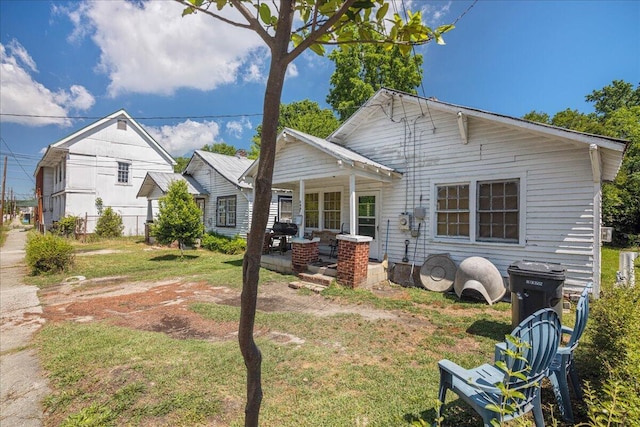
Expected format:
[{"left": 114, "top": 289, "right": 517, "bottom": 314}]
[
  {"left": 291, "top": 240, "right": 319, "bottom": 273},
  {"left": 336, "top": 235, "right": 371, "bottom": 288}
]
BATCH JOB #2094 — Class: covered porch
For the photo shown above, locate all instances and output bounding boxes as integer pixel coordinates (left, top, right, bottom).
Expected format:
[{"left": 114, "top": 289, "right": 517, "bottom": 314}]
[{"left": 242, "top": 128, "right": 401, "bottom": 288}]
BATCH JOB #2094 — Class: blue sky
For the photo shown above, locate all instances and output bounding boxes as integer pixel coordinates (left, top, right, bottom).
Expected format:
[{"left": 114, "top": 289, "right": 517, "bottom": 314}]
[{"left": 1, "top": 0, "right": 638, "bottom": 199}]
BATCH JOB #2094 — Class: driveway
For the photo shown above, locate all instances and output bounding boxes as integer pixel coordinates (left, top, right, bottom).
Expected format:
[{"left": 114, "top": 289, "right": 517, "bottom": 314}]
[{"left": 1, "top": 221, "right": 49, "bottom": 427}]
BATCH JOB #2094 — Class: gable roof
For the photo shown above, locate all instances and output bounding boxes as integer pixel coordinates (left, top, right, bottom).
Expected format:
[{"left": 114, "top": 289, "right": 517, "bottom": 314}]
[
  {"left": 34, "top": 109, "right": 175, "bottom": 175},
  {"left": 187, "top": 150, "right": 254, "bottom": 189},
  {"left": 241, "top": 127, "right": 402, "bottom": 181},
  {"left": 329, "top": 88, "right": 629, "bottom": 153},
  {"left": 136, "top": 172, "right": 208, "bottom": 199}
]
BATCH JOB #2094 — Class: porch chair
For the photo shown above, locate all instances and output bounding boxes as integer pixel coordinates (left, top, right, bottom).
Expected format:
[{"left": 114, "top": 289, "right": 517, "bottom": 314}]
[{"left": 437, "top": 308, "right": 561, "bottom": 427}]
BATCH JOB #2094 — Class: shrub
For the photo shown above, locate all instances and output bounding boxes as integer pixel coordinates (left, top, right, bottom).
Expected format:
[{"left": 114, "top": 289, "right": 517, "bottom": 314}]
[
  {"left": 201, "top": 232, "right": 246, "bottom": 255},
  {"left": 583, "top": 283, "right": 640, "bottom": 424},
  {"left": 95, "top": 207, "right": 124, "bottom": 238},
  {"left": 25, "top": 232, "right": 74, "bottom": 275},
  {"left": 52, "top": 215, "right": 79, "bottom": 238}
]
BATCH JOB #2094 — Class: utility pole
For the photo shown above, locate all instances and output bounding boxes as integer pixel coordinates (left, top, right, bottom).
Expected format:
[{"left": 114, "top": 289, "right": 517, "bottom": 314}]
[{"left": 1, "top": 156, "right": 7, "bottom": 226}]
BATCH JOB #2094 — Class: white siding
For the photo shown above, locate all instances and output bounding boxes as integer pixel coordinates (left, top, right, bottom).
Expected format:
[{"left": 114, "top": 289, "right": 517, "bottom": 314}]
[{"left": 341, "top": 103, "right": 597, "bottom": 289}]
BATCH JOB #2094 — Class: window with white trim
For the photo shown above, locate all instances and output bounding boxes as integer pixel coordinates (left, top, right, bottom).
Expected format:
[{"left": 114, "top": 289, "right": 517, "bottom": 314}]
[
  {"left": 117, "top": 162, "right": 130, "bottom": 184},
  {"left": 216, "top": 195, "right": 236, "bottom": 227},
  {"left": 477, "top": 179, "right": 519, "bottom": 242},
  {"left": 323, "top": 191, "right": 341, "bottom": 229},
  {"left": 436, "top": 184, "right": 470, "bottom": 237},
  {"left": 278, "top": 196, "right": 293, "bottom": 222},
  {"left": 305, "top": 193, "right": 319, "bottom": 228}
]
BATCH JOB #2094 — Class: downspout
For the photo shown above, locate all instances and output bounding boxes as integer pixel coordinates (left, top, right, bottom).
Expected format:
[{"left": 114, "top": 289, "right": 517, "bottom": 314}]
[{"left": 589, "top": 144, "right": 602, "bottom": 298}]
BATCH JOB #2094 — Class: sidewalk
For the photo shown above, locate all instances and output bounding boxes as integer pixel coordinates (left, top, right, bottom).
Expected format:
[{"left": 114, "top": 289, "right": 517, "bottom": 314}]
[{"left": 0, "top": 220, "right": 49, "bottom": 426}]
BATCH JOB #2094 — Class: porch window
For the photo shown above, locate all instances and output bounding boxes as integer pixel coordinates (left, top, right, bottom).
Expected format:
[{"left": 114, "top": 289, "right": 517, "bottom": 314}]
[
  {"left": 117, "top": 162, "right": 130, "bottom": 184},
  {"left": 278, "top": 196, "right": 293, "bottom": 222},
  {"left": 305, "top": 193, "right": 319, "bottom": 228},
  {"left": 216, "top": 195, "right": 236, "bottom": 227},
  {"left": 477, "top": 179, "right": 519, "bottom": 242},
  {"left": 436, "top": 184, "right": 470, "bottom": 237},
  {"left": 323, "top": 191, "right": 341, "bottom": 230}
]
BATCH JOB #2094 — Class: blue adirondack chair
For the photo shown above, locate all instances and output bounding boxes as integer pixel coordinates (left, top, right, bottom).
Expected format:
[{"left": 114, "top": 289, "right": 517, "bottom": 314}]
[
  {"left": 495, "top": 284, "right": 591, "bottom": 423},
  {"left": 437, "top": 308, "right": 561, "bottom": 427}
]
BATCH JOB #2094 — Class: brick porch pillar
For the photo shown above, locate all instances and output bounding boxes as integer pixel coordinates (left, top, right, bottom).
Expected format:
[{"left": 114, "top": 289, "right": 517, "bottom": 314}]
[
  {"left": 336, "top": 235, "right": 372, "bottom": 288},
  {"left": 291, "top": 238, "right": 319, "bottom": 273}
]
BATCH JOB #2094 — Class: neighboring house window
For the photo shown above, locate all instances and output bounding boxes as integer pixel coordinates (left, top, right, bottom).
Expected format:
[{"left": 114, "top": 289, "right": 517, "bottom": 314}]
[
  {"left": 117, "top": 119, "right": 127, "bottom": 130},
  {"left": 196, "top": 198, "right": 205, "bottom": 224},
  {"left": 278, "top": 196, "right": 293, "bottom": 222},
  {"left": 305, "top": 193, "right": 319, "bottom": 228},
  {"left": 436, "top": 184, "right": 470, "bottom": 237},
  {"left": 323, "top": 191, "right": 341, "bottom": 230},
  {"left": 117, "top": 162, "right": 130, "bottom": 184},
  {"left": 477, "top": 179, "right": 519, "bottom": 242},
  {"left": 216, "top": 196, "right": 236, "bottom": 227}
]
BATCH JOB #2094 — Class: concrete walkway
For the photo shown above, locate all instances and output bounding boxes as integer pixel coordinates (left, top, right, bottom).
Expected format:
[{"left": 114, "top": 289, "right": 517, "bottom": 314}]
[{"left": 1, "top": 220, "right": 49, "bottom": 426}]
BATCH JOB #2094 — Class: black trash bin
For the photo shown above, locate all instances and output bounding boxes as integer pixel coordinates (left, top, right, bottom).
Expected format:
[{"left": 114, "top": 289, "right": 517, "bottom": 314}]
[{"left": 508, "top": 260, "right": 565, "bottom": 327}]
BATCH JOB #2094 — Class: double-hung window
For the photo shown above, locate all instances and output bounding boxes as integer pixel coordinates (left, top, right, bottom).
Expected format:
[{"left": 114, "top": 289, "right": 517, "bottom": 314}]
[
  {"left": 278, "top": 196, "right": 293, "bottom": 222},
  {"left": 216, "top": 196, "right": 236, "bottom": 227},
  {"left": 435, "top": 178, "right": 520, "bottom": 244},
  {"left": 304, "top": 193, "right": 319, "bottom": 228},
  {"left": 304, "top": 191, "right": 342, "bottom": 230},
  {"left": 323, "top": 191, "right": 341, "bottom": 230},
  {"left": 117, "top": 162, "right": 130, "bottom": 184}
]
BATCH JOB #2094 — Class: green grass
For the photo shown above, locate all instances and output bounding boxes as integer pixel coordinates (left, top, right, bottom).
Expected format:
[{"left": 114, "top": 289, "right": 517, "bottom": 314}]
[{"left": 33, "top": 240, "right": 637, "bottom": 426}]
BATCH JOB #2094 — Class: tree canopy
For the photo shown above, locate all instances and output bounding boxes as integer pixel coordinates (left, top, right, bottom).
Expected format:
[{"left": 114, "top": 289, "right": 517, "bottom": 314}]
[
  {"left": 202, "top": 142, "right": 238, "bottom": 156},
  {"left": 249, "top": 99, "right": 340, "bottom": 158},
  {"left": 173, "top": 156, "right": 190, "bottom": 173},
  {"left": 327, "top": 37, "right": 423, "bottom": 121},
  {"left": 524, "top": 80, "right": 640, "bottom": 246}
]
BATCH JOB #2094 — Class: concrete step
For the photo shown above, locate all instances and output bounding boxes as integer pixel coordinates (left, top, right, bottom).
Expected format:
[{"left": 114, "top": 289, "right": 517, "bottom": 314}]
[
  {"left": 297, "top": 272, "right": 334, "bottom": 287},
  {"left": 289, "top": 281, "right": 328, "bottom": 293},
  {"left": 307, "top": 263, "right": 337, "bottom": 277}
]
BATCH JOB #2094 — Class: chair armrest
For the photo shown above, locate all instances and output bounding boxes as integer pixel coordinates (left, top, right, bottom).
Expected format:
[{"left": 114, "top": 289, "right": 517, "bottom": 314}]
[{"left": 438, "top": 360, "right": 503, "bottom": 394}]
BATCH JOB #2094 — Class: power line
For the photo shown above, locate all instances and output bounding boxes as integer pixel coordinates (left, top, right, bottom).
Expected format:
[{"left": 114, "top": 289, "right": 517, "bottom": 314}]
[
  {"left": 0, "top": 112, "right": 263, "bottom": 121},
  {"left": 1, "top": 137, "right": 35, "bottom": 185}
]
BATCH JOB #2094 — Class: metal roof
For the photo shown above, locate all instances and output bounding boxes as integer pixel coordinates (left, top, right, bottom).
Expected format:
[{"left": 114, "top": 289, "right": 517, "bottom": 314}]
[
  {"left": 136, "top": 172, "right": 208, "bottom": 199},
  {"left": 191, "top": 150, "right": 254, "bottom": 189}
]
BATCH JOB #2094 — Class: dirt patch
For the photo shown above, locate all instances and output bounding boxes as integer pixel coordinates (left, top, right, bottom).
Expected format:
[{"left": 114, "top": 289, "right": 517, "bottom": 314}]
[{"left": 39, "top": 279, "right": 428, "bottom": 343}]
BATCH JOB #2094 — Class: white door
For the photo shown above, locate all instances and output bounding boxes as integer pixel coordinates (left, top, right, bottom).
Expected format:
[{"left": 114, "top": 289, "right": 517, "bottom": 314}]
[{"left": 357, "top": 192, "right": 379, "bottom": 260}]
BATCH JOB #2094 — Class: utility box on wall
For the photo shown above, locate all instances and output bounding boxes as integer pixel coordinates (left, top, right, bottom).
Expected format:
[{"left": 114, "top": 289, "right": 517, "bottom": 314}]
[{"left": 398, "top": 213, "right": 411, "bottom": 231}]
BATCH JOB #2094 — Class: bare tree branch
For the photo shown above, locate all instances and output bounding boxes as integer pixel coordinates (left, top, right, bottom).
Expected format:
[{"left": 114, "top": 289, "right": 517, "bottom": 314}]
[
  {"left": 172, "top": 0, "right": 252, "bottom": 29},
  {"left": 229, "top": 0, "right": 273, "bottom": 46}
]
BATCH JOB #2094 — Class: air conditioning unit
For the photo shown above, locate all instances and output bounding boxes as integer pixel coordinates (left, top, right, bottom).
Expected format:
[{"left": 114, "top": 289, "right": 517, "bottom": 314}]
[{"left": 398, "top": 213, "right": 411, "bottom": 231}]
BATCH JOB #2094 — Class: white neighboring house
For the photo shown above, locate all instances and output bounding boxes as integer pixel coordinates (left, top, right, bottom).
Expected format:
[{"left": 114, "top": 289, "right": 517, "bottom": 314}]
[
  {"left": 137, "top": 150, "right": 292, "bottom": 239},
  {"left": 34, "top": 109, "right": 175, "bottom": 235},
  {"left": 241, "top": 88, "right": 628, "bottom": 297}
]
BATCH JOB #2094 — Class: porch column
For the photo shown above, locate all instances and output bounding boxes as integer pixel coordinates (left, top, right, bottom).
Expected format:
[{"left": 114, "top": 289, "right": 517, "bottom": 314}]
[
  {"left": 291, "top": 238, "right": 318, "bottom": 273},
  {"left": 336, "top": 234, "right": 371, "bottom": 288},
  {"left": 298, "top": 179, "right": 305, "bottom": 238},
  {"left": 349, "top": 173, "right": 356, "bottom": 235},
  {"left": 146, "top": 199, "right": 153, "bottom": 222}
]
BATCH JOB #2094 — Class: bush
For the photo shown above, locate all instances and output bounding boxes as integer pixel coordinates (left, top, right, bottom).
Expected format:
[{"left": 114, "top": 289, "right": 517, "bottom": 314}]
[
  {"left": 201, "top": 232, "right": 246, "bottom": 255},
  {"left": 25, "top": 232, "right": 74, "bottom": 275},
  {"left": 52, "top": 215, "right": 79, "bottom": 238},
  {"left": 583, "top": 283, "right": 640, "bottom": 424},
  {"left": 95, "top": 207, "right": 124, "bottom": 238}
]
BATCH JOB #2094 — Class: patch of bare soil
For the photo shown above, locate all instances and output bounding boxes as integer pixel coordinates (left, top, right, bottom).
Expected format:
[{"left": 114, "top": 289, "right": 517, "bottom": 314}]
[{"left": 39, "top": 279, "right": 432, "bottom": 343}]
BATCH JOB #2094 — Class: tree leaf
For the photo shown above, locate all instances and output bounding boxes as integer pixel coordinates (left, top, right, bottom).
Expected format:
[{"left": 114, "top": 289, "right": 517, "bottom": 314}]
[{"left": 259, "top": 3, "right": 272, "bottom": 26}]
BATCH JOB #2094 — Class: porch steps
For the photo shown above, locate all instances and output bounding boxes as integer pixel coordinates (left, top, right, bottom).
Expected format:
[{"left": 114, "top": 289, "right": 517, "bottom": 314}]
[
  {"left": 288, "top": 281, "right": 327, "bottom": 294},
  {"left": 297, "top": 271, "right": 335, "bottom": 287}
]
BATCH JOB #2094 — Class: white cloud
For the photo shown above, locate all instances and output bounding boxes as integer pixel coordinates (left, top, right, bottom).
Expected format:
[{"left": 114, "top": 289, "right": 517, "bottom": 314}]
[
  {"left": 67, "top": 1, "right": 266, "bottom": 96},
  {"left": 146, "top": 119, "right": 222, "bottom": 156},
  {"left": 286, "top": 63, "right": 299, "bottom": 79},
  {"left": 225, "top": 117, "right": 252, "bottom": 139},
  {"left": 0, "top": 40, "right": 94, "bottom": 127}
]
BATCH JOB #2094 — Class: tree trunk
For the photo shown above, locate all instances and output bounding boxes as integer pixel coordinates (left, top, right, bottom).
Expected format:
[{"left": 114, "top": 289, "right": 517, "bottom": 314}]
[{"left": 239, "top": 3, "right": 295, "bottom": 426}]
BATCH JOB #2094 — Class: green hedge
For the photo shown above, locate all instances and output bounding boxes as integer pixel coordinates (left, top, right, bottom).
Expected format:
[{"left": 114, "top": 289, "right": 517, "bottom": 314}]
[
  {"left": 25, "top": 232, "right": 75, "bottom": 275},
  {"left": 200, "top": 232, "right": 246, "bottom": 255}
]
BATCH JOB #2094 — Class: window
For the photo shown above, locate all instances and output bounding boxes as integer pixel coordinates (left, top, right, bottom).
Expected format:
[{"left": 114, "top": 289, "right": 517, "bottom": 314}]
[
  {"left": 117, "top": 162, "right": 130, "bottom": 184},
  {"left": 278, "top": 196, "right": 293, "bottom": 222},
  {"left": 196, "top": 198, "right": 205, "bottom": 224},
  {"left": 436, "top": 184, "right": 469, "bottom": 237},
  {"left": 216, "top": 196, "right": 236, "bottom": 227},
  {"left": 477, "top": 180, "right": 519, "bottom": 242},
  {"left": 117, "top": 119, "right": 127, "bottom": 130},
  {"left": 305, "top": 193, "right": 319, "bottom": 228},
  {"left": 323, "top": 191, "right": 341, "bottom": 230}
]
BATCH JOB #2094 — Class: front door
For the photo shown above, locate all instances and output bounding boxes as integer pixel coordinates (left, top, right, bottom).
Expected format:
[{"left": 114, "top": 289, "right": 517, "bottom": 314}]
[{"left": 357, "top": 192, "right": 379, "bottom": 260}]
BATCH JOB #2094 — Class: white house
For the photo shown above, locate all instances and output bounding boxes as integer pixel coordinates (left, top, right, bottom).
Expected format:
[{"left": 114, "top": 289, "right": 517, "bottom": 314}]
[
  {"left": 241, "top": 89, "right": 627, "bottom": 296},
  {"left": 34, "top": 110, "right": 175, "bottom": 235},
  {"left": 137, "top": 150, "right": 291, "bottom": 239}
]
